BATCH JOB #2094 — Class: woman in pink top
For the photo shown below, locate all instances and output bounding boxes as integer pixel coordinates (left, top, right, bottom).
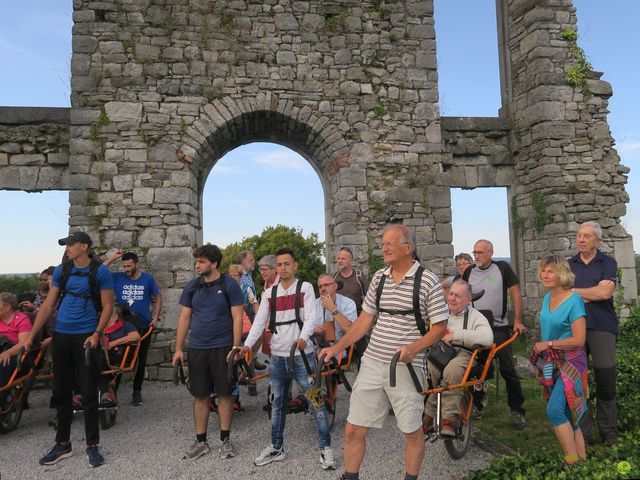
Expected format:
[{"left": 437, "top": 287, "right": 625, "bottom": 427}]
[{"left": 0, "top": 292, "right": 33, "bottom": 405}]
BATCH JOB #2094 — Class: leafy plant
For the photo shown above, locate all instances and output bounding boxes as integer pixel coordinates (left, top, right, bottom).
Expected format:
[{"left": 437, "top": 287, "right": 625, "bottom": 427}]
[
  {"left": 371, "top": 104, "right": 385, "bottom": 117},
  {"left": 511, "top": 196, "right": 525, "bottom": 232},
  {"left": 532, "top": 191, "right": 549, "bottom": 233},
  {"left": 561, "top": 28, "right": 592, "bottom": 96}
]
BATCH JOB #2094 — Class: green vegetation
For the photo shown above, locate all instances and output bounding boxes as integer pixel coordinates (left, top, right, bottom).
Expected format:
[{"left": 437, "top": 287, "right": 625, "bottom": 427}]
[
  {"left": 561, "top": 28, "right": 592, "bottom": 96},
  {"left": 510, "top": 196, "right": 525, "bottom": 233},
  {"left": 219, "top": 225, "right": 325, "bottom": 292},
  {"left": 532, "top": 191, "right": 550, "bottom": 233},
  {"left": 0, "top": 274, "right": 39, "bottom": 294},
  {"left": 470, "top": 306, "right": 640, "bottom": 478},
  {"left": 371, "top": 104, "right": 386, "bottom": 117}
]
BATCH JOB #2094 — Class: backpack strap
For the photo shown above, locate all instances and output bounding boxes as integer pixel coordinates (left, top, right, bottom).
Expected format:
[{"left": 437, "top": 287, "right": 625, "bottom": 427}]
[
  {"left": 58, "top": 259, "right": 103, "bottom": 314},
  {"left": 461, "top": 264, "right": 474, "bottom": 282},
  {"left": 375, "top": 266, "right": 427, "bottom": 336},
  {"left": 354, "top": 269, "right": 366, "bottom": 298},
  {"left": 412, "top": 266, "right": 426, "bottom": 335},
  {"left": 268, "top": 280, "right": 305, "bottom": 335},
  {"left": 463, "top": 308, "right": 469, "bottom": 330}
]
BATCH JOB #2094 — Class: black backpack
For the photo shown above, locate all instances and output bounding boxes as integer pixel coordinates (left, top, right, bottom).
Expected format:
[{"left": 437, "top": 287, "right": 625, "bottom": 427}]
[
  {"left": 58, "top": 259, "right": 103, "bottom": 314},
  {"left": 268, "top": 280, "right": 304, "bottom": 335},
  {"left": 374, "top": 265, "right": 428, "bottom": 335}
]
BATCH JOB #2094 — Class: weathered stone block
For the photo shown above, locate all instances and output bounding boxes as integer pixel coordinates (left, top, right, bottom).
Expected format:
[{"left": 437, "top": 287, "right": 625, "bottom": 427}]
[
  {"left": 165, "top": 225, "right": 196, "bottom": 247},
  {"left": 139, "top": 228, "right": 165, "bottom": 248},
  {"left": 11, "top": 154, "right": 45, "bottom": 166},
  {"left": 105, "top": 102, "right": 143, "bottom": 122},
  {"left": 133, "top": 187, "right": 154, "bottom": 204}
]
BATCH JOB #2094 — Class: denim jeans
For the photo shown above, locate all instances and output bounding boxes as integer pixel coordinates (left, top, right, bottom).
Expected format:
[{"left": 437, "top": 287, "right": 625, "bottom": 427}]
[{"left": 270, "top": 352, "right": 330, "bottom": 450}]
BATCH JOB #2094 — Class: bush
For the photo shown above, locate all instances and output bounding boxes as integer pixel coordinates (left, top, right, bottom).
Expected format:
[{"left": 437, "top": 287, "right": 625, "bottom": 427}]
[
  {"left": 616, "top": 304, "right": 640, "bottom": 432},
  {"left": 0, "top": 274, "right": 39, "bottom": 294}
]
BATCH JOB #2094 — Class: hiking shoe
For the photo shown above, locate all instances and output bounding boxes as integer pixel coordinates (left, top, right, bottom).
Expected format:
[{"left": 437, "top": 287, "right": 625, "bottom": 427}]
[
  {"left": 219, "top": 438, "right": 236, "bottom": 459},
  {"left": 183, "top": 440, "right": 210, "bottom": 460},
  {"left": 39, "top": 443, "right": 73, "bottom": 465},
  {"left": 248, "top": 381, "right": 258, "bottom": 396},
  {"left": 440, "top": 423, "right": 456, "bottom": 438},
  {"left": 511, "top": 411, "right": 527, "bottom": 430},
  {"left": 603, "top": 435, "right": 618, "bottom": 447},
  {"left": 132, "top": 391, "right": 143, "bottom": 406},
  {"left": 254, "top": 444, "right": 285, "bottom": 466},
  {"left": 86, "top": 446, "right": 104, "bottom": 468},
  {"left": 100, "top": 391, "right": 116, "bottom": 406},
  {"left": 320, "top": 446, "right": 337, "bottom": 470},
  {"left": 72, "top": 394, "right": 83, "bottom": 410}
]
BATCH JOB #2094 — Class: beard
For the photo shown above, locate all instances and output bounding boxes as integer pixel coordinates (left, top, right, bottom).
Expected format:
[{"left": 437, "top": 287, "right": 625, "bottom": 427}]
[
  {"left": 126, "top": 268, "right": 138, "bottom": 277},
  {"left": 198, "top": 268, "right": 212, "bottom": 277}
]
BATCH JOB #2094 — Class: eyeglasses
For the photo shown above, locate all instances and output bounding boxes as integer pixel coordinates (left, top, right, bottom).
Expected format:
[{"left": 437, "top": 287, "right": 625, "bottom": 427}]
[
  {"left": 318, "top": 283, "right": 335, "bottom": 288},
  {"left": 380, "top": 242, "right": 410, "bottom": 249},
  {"left": 472, "top": 250, "right": 488, "bottom": 255}
]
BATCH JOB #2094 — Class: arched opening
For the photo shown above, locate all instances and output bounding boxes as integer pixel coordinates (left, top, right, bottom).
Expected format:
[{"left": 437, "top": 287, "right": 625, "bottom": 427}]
[{"left": 201, "top": 142, "right": 325, "bottom": 254}]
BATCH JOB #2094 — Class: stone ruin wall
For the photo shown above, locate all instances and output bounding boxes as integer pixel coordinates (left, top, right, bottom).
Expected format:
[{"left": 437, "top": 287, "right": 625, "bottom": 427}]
[{"left": 0, "top": 0, "right": 635, "bottom": 380}]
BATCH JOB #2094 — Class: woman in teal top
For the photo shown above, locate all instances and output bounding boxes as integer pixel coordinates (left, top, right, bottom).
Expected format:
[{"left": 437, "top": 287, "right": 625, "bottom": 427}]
[{"left": 532, "top": 255, "right": 588, "bottom": 468}]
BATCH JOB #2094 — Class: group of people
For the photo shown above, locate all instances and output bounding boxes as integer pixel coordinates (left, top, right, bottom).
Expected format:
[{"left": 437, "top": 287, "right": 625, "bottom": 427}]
[{"left": 0, "top": 220, "right": 619, "bottom": 477}]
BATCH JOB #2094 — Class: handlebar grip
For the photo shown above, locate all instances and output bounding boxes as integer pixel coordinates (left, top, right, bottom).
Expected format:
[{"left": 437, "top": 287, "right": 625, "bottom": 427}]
[
  {"left": 227, "top": 347, "right": 240, "bottom": 384},
  {"left": 84, "top": 346, "right": 93, "bottom": 368},
  {"left": 390, "top": 351, "right": 401, "bottom": 387},
  {"left": 173, "top": 358, "right": 185, "bottom": 385},
  {"left": 15, "top": 347, "right": 26, "bottom": 371},
  {"left": 316, "top": 352, "right": 326, "bottom": 383}
]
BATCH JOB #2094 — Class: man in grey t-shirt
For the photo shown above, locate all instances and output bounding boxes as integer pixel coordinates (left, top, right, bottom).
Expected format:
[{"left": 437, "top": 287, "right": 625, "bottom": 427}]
[{"left": 462, "top": 239, "right": 527, "bottom": 430}]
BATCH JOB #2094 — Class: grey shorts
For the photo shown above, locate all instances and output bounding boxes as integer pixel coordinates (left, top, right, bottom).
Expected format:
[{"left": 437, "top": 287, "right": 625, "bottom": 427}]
[{"left": 347, "top": 355, "right": 425, "bottom": 433}]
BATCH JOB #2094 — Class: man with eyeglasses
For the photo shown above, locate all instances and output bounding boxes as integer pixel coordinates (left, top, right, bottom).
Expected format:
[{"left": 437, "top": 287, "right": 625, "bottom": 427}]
[
  {"left": 321, "top": 224, "right": 448, "bottom": 480},
  {"left": 461, "top": 239, "right": 527, "bottom": 430},
  {"left": 314, "top": 274, "right": 357, "bottom": 354}
]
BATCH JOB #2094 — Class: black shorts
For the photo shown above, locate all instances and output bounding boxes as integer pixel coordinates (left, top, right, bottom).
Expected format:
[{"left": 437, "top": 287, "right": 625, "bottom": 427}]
[{"left": 188, "top": 346, "right": 234, "bottom": 398}]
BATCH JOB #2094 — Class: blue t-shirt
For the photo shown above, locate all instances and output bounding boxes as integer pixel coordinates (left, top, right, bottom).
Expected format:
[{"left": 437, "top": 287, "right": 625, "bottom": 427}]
[
  {"left": 112, "top": 271, "right": 160, "bottom": 325},
  {"left": 179, "top": 274, "right": 244, "bottom": 349},
  {"left": 52, "top": 262, "right": 114, "bottom": 335},
  {"left": 540, "top": 292, "right": 586, "bottom": 342}
]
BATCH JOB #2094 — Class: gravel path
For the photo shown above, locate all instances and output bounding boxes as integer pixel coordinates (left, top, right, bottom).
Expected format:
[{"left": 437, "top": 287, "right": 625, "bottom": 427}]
[{"left": 1, "top": 378, "right": 492, "bottom": 479}]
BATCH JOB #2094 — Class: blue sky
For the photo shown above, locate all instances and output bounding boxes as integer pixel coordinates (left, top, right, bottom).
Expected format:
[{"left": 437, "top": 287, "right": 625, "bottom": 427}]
[{"left": 0, "top": 1, "right": 638, "bottom": 273}]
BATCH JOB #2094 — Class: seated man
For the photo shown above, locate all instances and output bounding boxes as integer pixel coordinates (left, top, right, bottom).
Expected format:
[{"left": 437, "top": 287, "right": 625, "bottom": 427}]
[
  {"left": 0, "top": 292, "right": 33, "bottom": 406},
  {"left": 423, "top": 280, "right": 493, "bottom": 437},
  {"left": 314, "top": 274, "right": 357, "bottom": 362},
  {"left": 98, "top": 304, "right": 140, "bottom": 404}
]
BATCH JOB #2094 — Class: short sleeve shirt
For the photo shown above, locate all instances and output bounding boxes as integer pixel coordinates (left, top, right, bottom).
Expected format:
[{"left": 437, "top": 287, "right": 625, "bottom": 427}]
[
  {"left": 52, "top": 262, "right": 114, "bottom": 335},
  {"left": 568, "top": 250, "right": 618, "bottom": 334},
  {"left": 540, "top": 292, "right": 586, "bottom": 342},
  {"left": 466, "top": 261, "right": 519, "bottom": 327},
  {"left": 112, "top": 271, "right": 160, "bottom": 325},
  {"left": 0, "top": 311, "right": 32, "bottom": 344},
  {"left": 179, "top": 275, "right": 244, "bottom": 349},
  {"left": 362, "top": 261, "right": 448, "bottom": 364}
]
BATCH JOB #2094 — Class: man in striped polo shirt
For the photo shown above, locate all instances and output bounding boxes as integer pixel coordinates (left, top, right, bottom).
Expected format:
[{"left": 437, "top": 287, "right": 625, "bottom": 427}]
[
  {"left": 237, "top": 247, "right": 336, "bottom": 471},
  {"left": 322, "top": 224, "right": 448, "bottom": 480}
]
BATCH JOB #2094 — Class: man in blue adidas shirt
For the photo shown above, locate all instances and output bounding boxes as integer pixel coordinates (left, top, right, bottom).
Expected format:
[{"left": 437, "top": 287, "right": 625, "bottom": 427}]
[
  {"left": 27, "top": 231, "right": 114, "bottom": 468},
  {"left": 104, "top": 249, "right": 162, "bottom": 406},
  {"left": 173, "top": 244, "right": 244, "bottom": 461}
]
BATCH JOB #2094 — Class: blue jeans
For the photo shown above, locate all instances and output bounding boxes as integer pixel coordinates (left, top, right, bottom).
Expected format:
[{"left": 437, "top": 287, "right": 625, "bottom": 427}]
[{"left": 270, "top": 353, "right": 330, "bottom": 450}]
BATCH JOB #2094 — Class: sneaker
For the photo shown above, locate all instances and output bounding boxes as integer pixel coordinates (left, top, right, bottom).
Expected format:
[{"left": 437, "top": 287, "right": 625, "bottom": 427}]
[
  {"left": 100, "top": 391, "right": 116, "bottom": 405},
  {"left": 72, "top": 394, "right": 83, "bottom": 409},
  {"left": 219, "top": 438, "right": 236, "bottom": 459},
  {"left": 183, "top": 440, "right": 211, "bottom": 460},
  {"left": 511, "top": 411, "right": 527, "bottom": 430},
  {"left": 603, "top": 435, "right": 618, "bottom": 447},
  {"left": 320, "top": 446, "right": 337, "bottom": 470},
  {"left": 132, "top": 391, "right": 143, "bottom": 406},
  {"left": 440, "top": 423, "right": 456, "bottom": 438},
  {"left": 254, "top": 444, "right": 285, "bottom": 466},
  {"left": 39, "top": 443, "right": 73, "bottom": 465},
  {"left": 86, "top": 445, "right": 104, "bottom": 468}
]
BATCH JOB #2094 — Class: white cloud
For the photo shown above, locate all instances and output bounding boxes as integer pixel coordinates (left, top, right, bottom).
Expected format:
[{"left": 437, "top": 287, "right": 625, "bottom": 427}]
[
  {"left": 617, "top": 140, "right": 640, "bottom": 154},
  {"left": 213, "top": 164, "right": 247, "bottom": 175},
  {"left": 252, "top": 151, "right": 309, "bottom": 173}
]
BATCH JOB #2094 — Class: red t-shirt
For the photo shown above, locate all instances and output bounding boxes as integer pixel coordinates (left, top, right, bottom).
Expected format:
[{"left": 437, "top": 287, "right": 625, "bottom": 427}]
[{"left": 0, "top": 311, "right": 32, "bottom": 344}]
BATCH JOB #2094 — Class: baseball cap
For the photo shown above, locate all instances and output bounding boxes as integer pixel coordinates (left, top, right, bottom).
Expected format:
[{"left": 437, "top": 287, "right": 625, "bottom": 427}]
[{"left": 58, "top": 231, "right": 93, "bottom": 247}]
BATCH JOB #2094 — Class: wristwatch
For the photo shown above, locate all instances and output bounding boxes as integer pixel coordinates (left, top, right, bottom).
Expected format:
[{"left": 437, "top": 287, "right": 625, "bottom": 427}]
[
  {"left": 332, "top": 310, "right": 339, "bottom": 317},
  {"left": 548, "top": 341, "right": 553, "bottom": 349}
]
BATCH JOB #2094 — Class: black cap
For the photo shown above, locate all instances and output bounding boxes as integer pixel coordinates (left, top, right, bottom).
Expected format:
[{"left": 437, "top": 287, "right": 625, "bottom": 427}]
[{"left": 58, "top": 231, "right": 93, "bottom": 247}]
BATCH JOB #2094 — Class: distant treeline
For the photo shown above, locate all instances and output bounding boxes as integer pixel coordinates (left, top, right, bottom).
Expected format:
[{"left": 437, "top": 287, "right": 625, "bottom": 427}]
[{"left": 0, "top": 274, "right": 39, "bottom": 294}]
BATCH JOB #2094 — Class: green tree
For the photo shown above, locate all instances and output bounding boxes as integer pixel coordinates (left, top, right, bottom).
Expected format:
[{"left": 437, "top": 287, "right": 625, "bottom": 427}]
[
  {"left": 0, "top": 274, "right": 39, "bottom": 294},
  {"left": 220, "top": 225, "right": 325, "bottom": 293}
]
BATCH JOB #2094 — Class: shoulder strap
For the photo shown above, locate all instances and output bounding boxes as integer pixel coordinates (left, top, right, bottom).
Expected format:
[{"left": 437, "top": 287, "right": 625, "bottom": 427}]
[
  {"left": 375, "top": 274, "right": 387, "bottom": 312},
  {"left": 412, "top": 266, "right": 426, "bottom": 335},
  {"left": 58, "top": 260, "right": 73, "bottom": 302},
  {"left": 355, "top": 269, "right": 366, "bottom": 297},
  {"left": 463, "top": 308, "right": 469, "bottom": 330},
  {"left": 294, "top": 279, "right": 303, "bottom": 329},
  {"left": 268, "top": 285, "right": 279, "bottom": 333},
  {"left": 88, "top": 259, "right": 103, "bottom": 314},
  {"left": 494, "top": 261, "right": 511, "bottom": 320},
  {"left": 217, "top": 273, "right": 231, "bottom": 310},
  {"left": 188, "top": 277, "right": 204, "bottom": 301},
  {"left": 461, "top": 264, "right": 474, "bottom": 282}
]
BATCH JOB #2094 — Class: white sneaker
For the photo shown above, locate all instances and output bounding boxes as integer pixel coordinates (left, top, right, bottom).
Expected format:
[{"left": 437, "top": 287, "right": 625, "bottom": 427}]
[
  {"left": 320, "top": 446, "right": 336, "bottom": 470},
  {"left": 254, "top": 444, "right": 285, "bottom": 466}
]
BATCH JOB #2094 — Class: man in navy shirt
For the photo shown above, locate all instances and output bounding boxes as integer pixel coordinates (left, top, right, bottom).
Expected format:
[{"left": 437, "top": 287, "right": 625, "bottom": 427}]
[
  {"left": 27, "top": 231, "right": 114, "bottom": 468},
  {"left": 173, "top": 244, "right": 244, "bottom": 461},
  {"left": 104, "top": 249, "right": 162, "bottom": 406},
  {"left": 569, "top": 221, "right": 618, "bottom": 446}
]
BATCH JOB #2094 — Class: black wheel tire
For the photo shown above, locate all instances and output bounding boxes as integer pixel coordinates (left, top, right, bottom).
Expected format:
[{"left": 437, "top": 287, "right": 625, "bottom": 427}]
[
  {"left": 0, "top": 387, "right": 24, "bottom": 434},
  {"left": 322, "top": 376, "right": 337, "bottom": 431},
  {"left": 99, "top": 408, "right": 117, "bottom": 430},
  {"left": 444, "top": 416, "right": 471, "bottom": 460}
]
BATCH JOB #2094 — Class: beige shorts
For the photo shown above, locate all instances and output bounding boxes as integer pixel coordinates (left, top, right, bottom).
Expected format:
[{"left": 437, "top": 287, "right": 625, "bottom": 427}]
[{"left": 347, "top": 355, "right": 425, "bottom": 433}]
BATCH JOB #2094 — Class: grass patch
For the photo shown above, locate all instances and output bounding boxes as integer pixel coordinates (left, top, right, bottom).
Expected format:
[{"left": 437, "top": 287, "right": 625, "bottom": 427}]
[{"left": 475, "top": 360, "right": 556, "bottom": 456}]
